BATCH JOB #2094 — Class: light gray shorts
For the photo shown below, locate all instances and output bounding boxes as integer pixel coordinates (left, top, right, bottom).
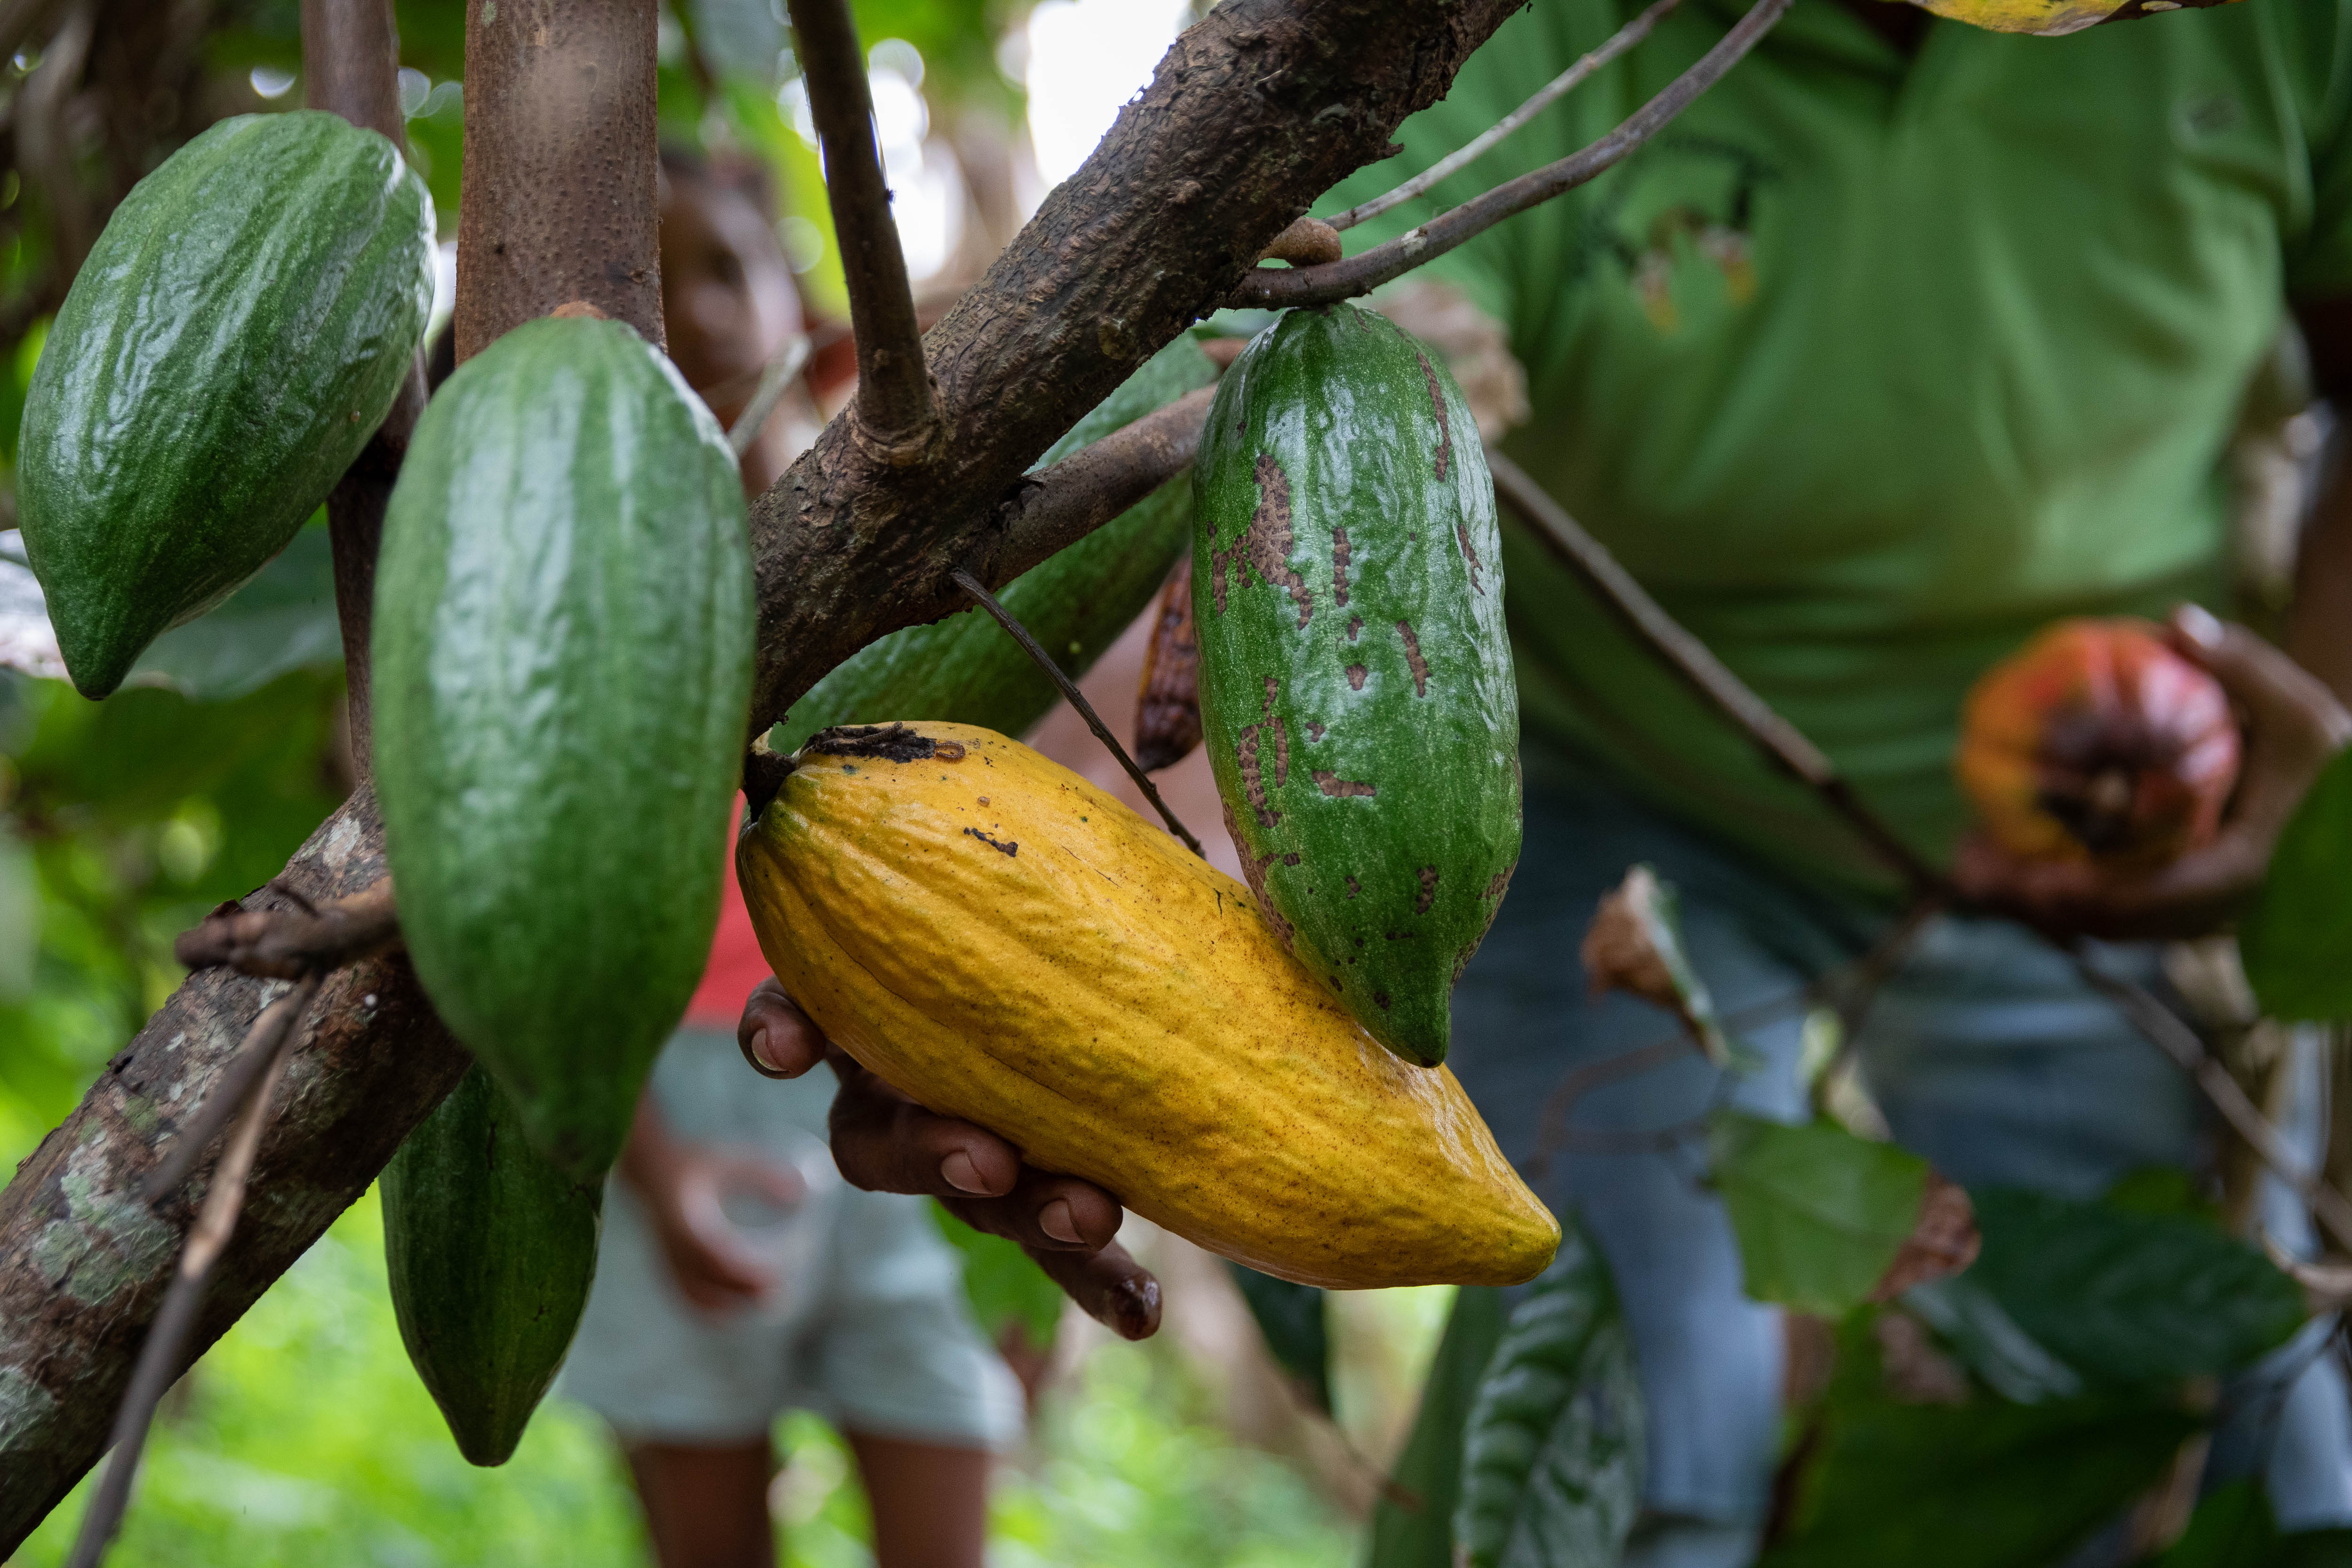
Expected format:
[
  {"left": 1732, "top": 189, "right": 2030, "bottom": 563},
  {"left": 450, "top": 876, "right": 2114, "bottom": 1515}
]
[{"left": 555, "top": 1028, "right": 1025, "bottom": 1451}]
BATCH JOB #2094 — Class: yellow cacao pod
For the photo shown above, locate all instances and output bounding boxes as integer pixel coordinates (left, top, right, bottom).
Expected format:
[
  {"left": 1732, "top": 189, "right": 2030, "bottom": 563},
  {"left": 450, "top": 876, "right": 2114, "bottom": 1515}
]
[{"left": 737, "top": 721, "right": 1558, "bottom": 1289}]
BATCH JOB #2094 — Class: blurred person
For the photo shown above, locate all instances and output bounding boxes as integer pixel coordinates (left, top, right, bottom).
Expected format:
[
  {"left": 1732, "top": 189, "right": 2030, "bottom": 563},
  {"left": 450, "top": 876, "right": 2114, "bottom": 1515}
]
[
  {"left": 735, "top": 1, "right": 2352, "bottom": 1564},
  {"left": 551, "top": 147, "right": 1020, "bottom": 1568}
]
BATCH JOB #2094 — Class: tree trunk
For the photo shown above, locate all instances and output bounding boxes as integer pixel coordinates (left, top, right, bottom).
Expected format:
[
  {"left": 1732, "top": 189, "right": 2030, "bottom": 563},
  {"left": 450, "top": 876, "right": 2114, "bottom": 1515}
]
[{"left": 0, "top": 0, "right": 1519, "bottom": 1543}]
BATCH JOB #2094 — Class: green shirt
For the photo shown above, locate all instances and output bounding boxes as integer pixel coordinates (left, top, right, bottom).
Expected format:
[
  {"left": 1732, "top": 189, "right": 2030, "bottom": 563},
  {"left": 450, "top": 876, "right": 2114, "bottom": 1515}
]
[{"left": 1329, "top": 0, "right": 2352, "bottom": 894}]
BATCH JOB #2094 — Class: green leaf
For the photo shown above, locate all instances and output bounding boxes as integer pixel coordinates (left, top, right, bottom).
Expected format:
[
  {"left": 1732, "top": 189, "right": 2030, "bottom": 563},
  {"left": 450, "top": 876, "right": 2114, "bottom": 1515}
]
[
  {"left": 129, "top": 523, "right": 344, "bottom": 702},
  {"left": 1763, "top": 1316, "right": 2197, "bottom": 1568},
  {"left": 1453, "top": 1219, "right": 1645, "bottom": 1568},
  {"left": 1901, "top": 1275, "right": 2083, "bottom": 1404},
  {"left": 1369, "top": 1286, "right": 1508, "bottom": 1568},
  {"left": 2155, "top": 1481, "right": 2276, "bottom": 1568},
  {"left": 1225, "top": 1265, "right": 1331, "bottom": 1412},
  {"left": 1709, "top": 1111, "right": 1927, "bottom": 1315},
  {"left": 930, "top": 1202, "right": 1063, "bottom": 1346},
  {"left": 2243, "top": 747, "right": 2352, "bottom": 1021},
  {"left": 1966, "top": 1187, "right": 2305, "bottom": 1385}
]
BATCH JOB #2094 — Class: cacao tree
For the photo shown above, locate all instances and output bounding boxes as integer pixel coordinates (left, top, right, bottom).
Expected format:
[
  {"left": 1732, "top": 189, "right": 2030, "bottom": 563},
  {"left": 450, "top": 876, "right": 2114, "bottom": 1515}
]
[{"left": 0, "top": 0, "right": 2340, "bottom": 1560}]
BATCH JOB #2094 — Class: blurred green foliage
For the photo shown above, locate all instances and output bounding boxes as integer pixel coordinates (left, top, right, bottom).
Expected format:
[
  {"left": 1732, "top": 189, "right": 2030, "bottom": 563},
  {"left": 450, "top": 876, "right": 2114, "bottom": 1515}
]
[
  {"left": 0, "top": 664, "right": 347, "bottom": 1170},
  {"left": 5, "top": 1188, "right": 1355, "bottom": 1568}
]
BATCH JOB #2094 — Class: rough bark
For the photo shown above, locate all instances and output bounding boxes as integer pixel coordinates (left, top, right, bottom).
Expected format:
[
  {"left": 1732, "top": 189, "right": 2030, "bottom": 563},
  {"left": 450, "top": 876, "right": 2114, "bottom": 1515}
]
[
  {"left": 306, "top": 0, "right": 424, "bottom": 769},
  {"left": 744, "top": 0, "right": 1523, "bottom": 734},
  {"left": 0, "top": 795, "right": 469, "bottom": 1548},
  {"left": 785, "top": 0, "right": 935, "bottom": 454},
  {"left": 0, "top": 0, "right": 1522, "bottom": 1540},
  {"left": 452, "top": 0, "right": 663, "bottom": 359},
  {"left": 0, "top": 0, "right": 665, "bottom": 1545}
]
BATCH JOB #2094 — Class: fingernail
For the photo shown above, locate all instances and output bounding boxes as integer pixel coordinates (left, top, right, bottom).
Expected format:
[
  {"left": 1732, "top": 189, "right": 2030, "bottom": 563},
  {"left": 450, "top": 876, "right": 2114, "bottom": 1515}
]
[
  {"left": 748, "top": 1027, "right": 781, "bottom": 1072},
  {"left": 2174, "top": 603, "right": 2223, "bottom": 649},
  {"left": 1040, "top": 1199, "right": 1081, "bottom": 1244},
  {"left": 941, "top": 1150, "right": 986, "bottom": 1194}
]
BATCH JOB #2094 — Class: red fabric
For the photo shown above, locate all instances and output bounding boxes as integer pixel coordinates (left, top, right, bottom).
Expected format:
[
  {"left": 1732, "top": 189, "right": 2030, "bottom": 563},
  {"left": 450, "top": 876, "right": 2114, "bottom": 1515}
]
[{"left": 685, "top": 808, "right": 774, "bottom": 1029}]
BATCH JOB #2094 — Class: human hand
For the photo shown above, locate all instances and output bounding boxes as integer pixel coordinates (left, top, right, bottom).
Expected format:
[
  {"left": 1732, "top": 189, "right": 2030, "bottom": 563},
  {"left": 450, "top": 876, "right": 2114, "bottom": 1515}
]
[
  {"left": 1954, "top": 605, "right": 2352, "bottom": 940},
  {"left": 618, "top": 1101, "right": 808, "bottom": 1314},
  {"left": 737, "top": 978, "right": 1162, "bottom": 1339}
]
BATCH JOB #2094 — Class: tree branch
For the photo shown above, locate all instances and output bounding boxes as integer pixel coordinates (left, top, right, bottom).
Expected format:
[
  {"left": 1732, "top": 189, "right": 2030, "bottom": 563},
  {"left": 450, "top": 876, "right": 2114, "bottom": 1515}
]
[
  {"left": 63, "top": 973, "right": 319, "bottom": 1568},
  {"left": 993, "top": 385, "right": 1213, "bottom": 586},
  {"left": 0, "top": 1, "right": 664, "bottom": 1544},
  {"left": 0, "top": 2, "right": 1535, "bottom": 1538},
  {"left": 172, "top": 881, "right": 400, "bottom": 980},
  {"left": 452, "top": 0, "right": 662, "bottom": 358},
  {"left": 304, "top": 0, "right": 422, "bottom": 772},
  {"left": 784, "top": 0, "right": 934, "bottom": 458},
  {"left": 1491, "top": 451, "right": 2352, "bottom": 1258},
  {"left": 1231, "top": 0, "right": 1791, "bottom": 310},
  {"left": 744, "top": 0, "right": 1528, "bottom": 736},
  {"left": 1490, "top": 454, "right": 1943, "bottom": 897}
]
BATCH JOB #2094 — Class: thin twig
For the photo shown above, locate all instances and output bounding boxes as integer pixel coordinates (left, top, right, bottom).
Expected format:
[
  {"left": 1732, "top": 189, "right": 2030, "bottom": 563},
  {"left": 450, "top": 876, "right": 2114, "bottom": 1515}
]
[
  {"left": 784, "top": 0, "right": 934, "bottom": 455},
  {"left": 1490, "top": 453, "right": 1943, "bottom": 899},
  {"left": 1326, "top": 0, "right": 1685, "bottom": 233},
  {"left": 2070, "top": 943, "right": 2352, "bottom": 1254},
  {"left": 948, "top": 567, "right": 1206, "bottom": 859},
  {"left": 728, "top": 332, "right": 815, "bottom": 458},
  {"left": 1487, "top": 447, "right": 2352, "bottom": 1255},
  {"left": 993, "top": 386, "right": 1215, "bottom": 582},
  {"left": 172, "top": 880, "right": 399, "bottom": 981},
  {"left": 138, "top": 980, "right": 327, "bottom": 1204},
  {"left": 67, "top": 973, "right": 321, "bottom": 1568},
  {"left": 1231, "top": 0, "right": 1791, "bottom": 310}
]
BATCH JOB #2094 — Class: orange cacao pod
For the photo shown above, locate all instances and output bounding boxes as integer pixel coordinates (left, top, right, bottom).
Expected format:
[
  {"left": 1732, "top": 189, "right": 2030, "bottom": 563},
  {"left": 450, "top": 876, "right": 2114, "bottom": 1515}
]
[{"left": 1956, "top": 618, "right": 2240, "bottom": 867}]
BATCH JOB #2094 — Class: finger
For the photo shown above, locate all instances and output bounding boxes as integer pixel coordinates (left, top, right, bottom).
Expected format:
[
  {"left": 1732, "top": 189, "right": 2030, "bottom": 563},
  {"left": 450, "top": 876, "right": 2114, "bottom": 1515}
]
[
  {"left": 2168, "top": 606, "right": 2352, "bottom": 756},
  {"left": 739, "top": 978, "right": 828, "bottom": 1079},
  {"left": 717, "top": 1152, "right": 809, "bottom": 1209},
  {"left": 662, "top": 1206, "right": 774, "bottom": 1305},
  {"left": 827, "top": 1069, "right": 1025, "bottom": 1200},
  {"left": 942, "top": 1169, "right": 1128, "bottom": 1254},
  {"left": 1025, "top": 1241, "right": 1161, "bottom": 1341}
]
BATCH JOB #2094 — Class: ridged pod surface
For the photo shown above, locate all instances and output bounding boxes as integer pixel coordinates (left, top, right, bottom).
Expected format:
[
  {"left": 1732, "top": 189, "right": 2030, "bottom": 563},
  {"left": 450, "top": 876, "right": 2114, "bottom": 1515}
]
[
  {"left": 774, "top": 336, "right": 1216, "bottom": 750},
  {"left": 381, "top": 1065, "right": 602, "bottom": 1467},
  {"left": 1956, "top": 617, "right": 2240, "bottom": 868},
  {"left": 20, "top": 111, "right": 433, "bottom": 697},
  {"left": 375, "top": 315, "right": 753, "bottom": 1179},
  {"left": 1192, "top": 303, "right": 1520, "bottom": 1067},
  {"left": 738, "top": 721, "right": 1557, "bottom": 1289}
]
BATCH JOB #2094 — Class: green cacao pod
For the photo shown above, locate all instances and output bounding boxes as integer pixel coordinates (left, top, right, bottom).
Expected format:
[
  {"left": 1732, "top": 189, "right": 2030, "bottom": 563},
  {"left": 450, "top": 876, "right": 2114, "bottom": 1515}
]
[
  {"left": 382, "top": 1064, "right": 602, "bottom": 1467},
  {"left": 773, "top": 334, "right": 1216, "bottom": 750},
  {"left": 375, "top": 315, "right": 753, "bottom": 1179},
  {"left": 1192, "top": 303, "right": 1520, "bottom": 1067},
  {"left": 19, "top": 110, "right": 433, "bottom": 698}
]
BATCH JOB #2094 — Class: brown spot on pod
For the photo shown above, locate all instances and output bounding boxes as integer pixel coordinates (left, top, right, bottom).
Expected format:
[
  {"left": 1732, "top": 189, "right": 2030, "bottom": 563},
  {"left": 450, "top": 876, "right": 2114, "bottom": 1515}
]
[
  {"left": 1484, "top": 866, "right": 1515, "bottom": 903},
  {"left": 1415, "top": 866, "right": 1439, "bottom": 915},
  {"left": 1313, "top": 771, "right": 1376, "bottom": 798},
  {"left": 1415, "top": 349, "right": 1454, "bottom": 482},
  {"left": 1456, "top": 521, "right": 1484, "bottom": 596},
  {"left": 1347, "top": 617, "right": 1362, "bottom": 642},
  {"left": 1332, "top": 528, "right": 1351, "bottom": 607},
  {"left": 1347, "top": 876, "right": 1362, "bottom": 899},
  {"left": 1283, "top": 852, "right": 1302, "bottom": 866},
  {"left": 1346, "top": 664, "right": 1368, "bottom": 690},
  {"left": 1208, "top": 455, "right": 1312, "bottom": 627},
  {"left": 1235, "top": 675, "right": 1289, "bottom": 826},
  {"left": 1397, "top": 621, "right": 1430, "bottom": 696},
  {"left": 1375, "top": 991, "right": 1393, "bottom": 1011},
  {"left": 1224, "top": 798, "right": 1295, "bottom": 948},
  {"left": 1306, "top": 720, "right": 1326, "bottom": 742}
]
